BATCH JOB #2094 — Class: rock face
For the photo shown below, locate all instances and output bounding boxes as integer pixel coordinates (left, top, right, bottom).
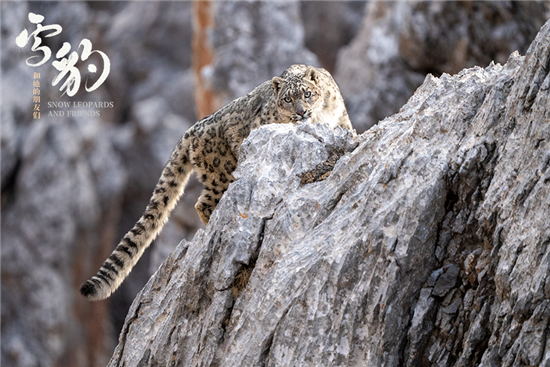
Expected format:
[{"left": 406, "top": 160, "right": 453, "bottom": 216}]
[
  {"left": 299, "top": 1, "right": 366, "bottom": 72},
  {"left": 193, "top": 0, "right": 318, "bottom": 118},
  {"left": 107, "top": 19, "right": 550, "bottom": 367},
  {"left": 1, "top": 2, "right": 198, "bottom": 366},
  {"left": 1, "top": 2, "right": 347, "bottom": 366},
  {"left": 336, "top": 1, "right": 550, "bottom": 132},
  {"left": 2, "top": 2, "right": 548, "bottom": 367}
]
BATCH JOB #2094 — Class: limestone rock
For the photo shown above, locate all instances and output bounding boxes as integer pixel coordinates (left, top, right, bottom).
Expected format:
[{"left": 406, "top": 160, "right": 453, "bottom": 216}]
[
  {"left": 1, "top": 2, "right": 196, "bottom": 366},
  {"left": 192, "top": 0, "right": 318, "bottom": 118},
  {"left": 2, "top": 2, "right": 549, "bottom": 367},
  {"left": 336, "top": 1, "right": 550, "bottom": 132},
  {"left": 107, "top": 19, "right": 550, "bottom": 367},
  {"left": 300, "top": 1, "right": 366, "bottom": 72},
  {"left": 0, "top": 2, "right": 349, "bottom": 366}
]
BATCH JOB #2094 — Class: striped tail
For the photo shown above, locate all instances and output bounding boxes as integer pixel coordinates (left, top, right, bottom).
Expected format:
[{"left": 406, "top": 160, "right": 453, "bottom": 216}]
[{"left": 80, "top": 136, "right": 193, "bottom": 301}]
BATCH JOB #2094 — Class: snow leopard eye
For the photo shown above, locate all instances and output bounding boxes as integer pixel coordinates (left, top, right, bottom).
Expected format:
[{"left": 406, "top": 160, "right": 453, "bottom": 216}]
[
  {"left": 284, "top": 97, "right": 292, "bottom": 103},
  {"left": 304, "top": 91, "right": 311, "bottom": 98}
]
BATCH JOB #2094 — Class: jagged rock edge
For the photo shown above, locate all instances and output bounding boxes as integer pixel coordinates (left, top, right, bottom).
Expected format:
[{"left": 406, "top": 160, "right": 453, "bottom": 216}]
[
  {"left": 398, "top": 54, "right": 521, "bottom": 364},
  {"left": 108, "top": 20, "right": 550, "bottom": 366}
]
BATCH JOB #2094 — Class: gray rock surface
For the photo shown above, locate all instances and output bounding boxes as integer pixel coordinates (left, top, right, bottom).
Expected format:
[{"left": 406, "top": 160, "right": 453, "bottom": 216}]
[
  {"left": 2, "top": 2, "right": 548, "bottom": 367},
  {"left": 300, "top": 1, "right": 367, "bottom": 72},
  {"left": 1, "top": 3, "right": 121, "bottom": 367},
  {"left": 1, "top": 2, "right": 198, "bottom": 366},
  {"left": 107, "top": 19, "right": 550, "bottom": 366},
  {"left": 193, "top": 0, "right": 318, "bottom": 118},
  {"left": 336, "top": 1, "right": 550, "bottom": 133},
  {"left": 0, "top": 2, "right": 355, "bottom": 366}
]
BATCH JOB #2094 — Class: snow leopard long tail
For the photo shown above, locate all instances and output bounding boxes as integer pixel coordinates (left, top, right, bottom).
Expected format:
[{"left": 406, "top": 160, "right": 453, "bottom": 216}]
[{"left": 80, "top": 136, "right": 193, "bottom": 301}]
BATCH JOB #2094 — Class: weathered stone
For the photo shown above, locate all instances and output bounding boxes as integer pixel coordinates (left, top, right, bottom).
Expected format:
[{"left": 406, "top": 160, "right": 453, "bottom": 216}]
[
  {"left": 335, "top": 1, "right": 550, "bottom": 132},
  {"left": 107, "top": 19, "right": 550, "bottom": 367},
  {"left": 192, "top": 0, "right": 318, "bottom": 118},
  {"left": 1, "top": 2, "right": 196, "bottom": 366},
  {"left": 433, "top": 264, "right": 460, "bottom": 298},
  {"left": 443, "top": 298, "right": 462, "bottom": 315},
  {"left": 299, "top": 1, "right": 366, "bottom": 72},
  {"left": 407, "top": 288, "right": 437, "bottom": 366},
  {"left": 2, "top": 2, "right": 549, "bottom": 367}
]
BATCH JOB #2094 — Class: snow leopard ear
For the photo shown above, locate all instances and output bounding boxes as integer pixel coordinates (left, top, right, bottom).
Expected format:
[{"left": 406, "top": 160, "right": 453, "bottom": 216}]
[
  {"left": 305, "top": 67, "right": 320, "bottom": 86},
  {"left": 272, "top": 76, "right": 284, "bottom": 96}
]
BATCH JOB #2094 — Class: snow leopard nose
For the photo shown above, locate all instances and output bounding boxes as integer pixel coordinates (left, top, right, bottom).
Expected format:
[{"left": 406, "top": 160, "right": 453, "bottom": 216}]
[{"left": 296, "top": 106, "right": 306, "bottom": 117}]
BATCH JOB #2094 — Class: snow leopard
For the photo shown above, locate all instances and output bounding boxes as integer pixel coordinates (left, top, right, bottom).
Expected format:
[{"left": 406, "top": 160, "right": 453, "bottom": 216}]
[{"left": 80, "top": 64, "right": 353, "bottom": 300}]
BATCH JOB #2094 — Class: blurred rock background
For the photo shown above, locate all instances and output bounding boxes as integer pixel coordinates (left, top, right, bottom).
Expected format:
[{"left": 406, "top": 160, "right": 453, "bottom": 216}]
[
  {"left": 1, "top": 1, "right": 548, "bottom": 367},
  {"left": 335, "top": 1, "right": 550, "bottom": 131}
]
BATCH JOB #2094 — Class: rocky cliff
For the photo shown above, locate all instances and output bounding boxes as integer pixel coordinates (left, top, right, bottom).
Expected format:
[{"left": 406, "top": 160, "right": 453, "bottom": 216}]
[
  {"left": 335, "top": 1, "right": 550, "bottom": 132},
  {"left": 0, "top": 2, "right": 339, "bottom": 366},
  {"left": 107, "top": 18, "right": 550, "bottom": 367},
  {"left": 1, "top": 3, "right": 198, "bottom": 366},
  {"left": 2, "top": 2, "right": 549, "bottom": 367}
]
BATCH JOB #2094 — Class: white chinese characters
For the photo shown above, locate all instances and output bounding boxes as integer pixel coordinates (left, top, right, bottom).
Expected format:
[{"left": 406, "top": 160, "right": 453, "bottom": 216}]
[{"left": 16, "top": 12, "right": 110, "bottom": 97}]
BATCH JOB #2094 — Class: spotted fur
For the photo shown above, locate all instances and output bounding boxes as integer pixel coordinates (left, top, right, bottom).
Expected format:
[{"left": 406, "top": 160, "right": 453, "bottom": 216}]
[{"left": 80, "top": 64, "right": 353, "bottom": 301}]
